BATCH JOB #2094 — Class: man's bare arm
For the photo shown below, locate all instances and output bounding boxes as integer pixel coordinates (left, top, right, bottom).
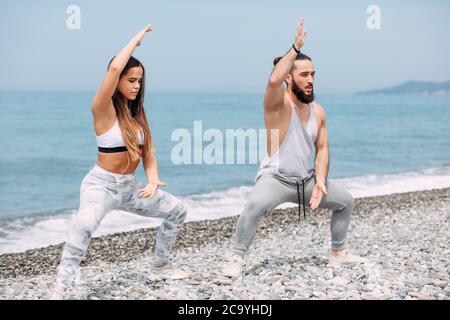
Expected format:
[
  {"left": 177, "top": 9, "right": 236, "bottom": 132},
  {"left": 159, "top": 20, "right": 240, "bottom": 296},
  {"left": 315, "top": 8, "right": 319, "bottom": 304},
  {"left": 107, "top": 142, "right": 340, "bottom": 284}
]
[
  {"left": 314, "top": 105, "right": 330, "bottom": 185},
  {"left": 263, "top": 19, "right": 308, "bottom": 113}
]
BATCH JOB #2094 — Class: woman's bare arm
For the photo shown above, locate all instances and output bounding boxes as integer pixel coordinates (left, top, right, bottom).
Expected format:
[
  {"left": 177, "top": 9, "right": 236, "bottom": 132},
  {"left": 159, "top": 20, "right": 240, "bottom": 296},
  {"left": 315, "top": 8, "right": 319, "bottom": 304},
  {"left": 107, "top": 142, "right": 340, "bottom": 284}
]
[{"left": 91, "top": 24, "right": 152, "bottom": 119}]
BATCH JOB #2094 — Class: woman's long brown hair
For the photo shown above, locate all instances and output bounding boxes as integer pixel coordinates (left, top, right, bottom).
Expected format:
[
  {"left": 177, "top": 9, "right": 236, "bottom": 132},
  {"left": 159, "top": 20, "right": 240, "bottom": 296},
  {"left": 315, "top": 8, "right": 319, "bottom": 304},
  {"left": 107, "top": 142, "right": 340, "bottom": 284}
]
[{"left": 108, "top": 56, "right": 153, "bottom": 161}]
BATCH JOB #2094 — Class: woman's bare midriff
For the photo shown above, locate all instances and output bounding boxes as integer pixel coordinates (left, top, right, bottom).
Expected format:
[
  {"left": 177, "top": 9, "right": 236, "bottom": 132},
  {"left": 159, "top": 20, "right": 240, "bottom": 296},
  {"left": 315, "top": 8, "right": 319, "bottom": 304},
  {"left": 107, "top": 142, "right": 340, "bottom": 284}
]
[{"left": 97, "top": 151, "right": 141, "bottom": 174}]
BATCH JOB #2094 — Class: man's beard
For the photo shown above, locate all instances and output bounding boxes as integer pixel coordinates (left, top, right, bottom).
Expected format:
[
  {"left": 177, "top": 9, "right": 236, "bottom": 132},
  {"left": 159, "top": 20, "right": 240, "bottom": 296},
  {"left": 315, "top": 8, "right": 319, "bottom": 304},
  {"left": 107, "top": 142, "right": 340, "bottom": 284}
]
[{"left": 292, "top": 80, "right": 315, "bottom": 104}]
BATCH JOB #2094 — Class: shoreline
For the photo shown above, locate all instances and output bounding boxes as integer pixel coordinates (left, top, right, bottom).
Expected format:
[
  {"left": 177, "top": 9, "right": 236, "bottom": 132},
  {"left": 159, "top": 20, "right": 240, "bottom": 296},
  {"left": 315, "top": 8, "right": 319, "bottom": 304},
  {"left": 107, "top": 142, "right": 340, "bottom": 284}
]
[{"left": 2, "top": 165, "right": 450, "bottom": 255}]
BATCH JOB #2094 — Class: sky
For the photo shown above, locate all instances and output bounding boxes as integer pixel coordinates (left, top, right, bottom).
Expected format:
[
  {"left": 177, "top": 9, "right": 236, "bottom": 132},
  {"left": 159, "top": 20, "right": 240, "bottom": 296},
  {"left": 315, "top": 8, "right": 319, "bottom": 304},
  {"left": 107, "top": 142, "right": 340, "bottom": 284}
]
[{"left": 1, "top": 0, "right": 449, "bottom": 94}]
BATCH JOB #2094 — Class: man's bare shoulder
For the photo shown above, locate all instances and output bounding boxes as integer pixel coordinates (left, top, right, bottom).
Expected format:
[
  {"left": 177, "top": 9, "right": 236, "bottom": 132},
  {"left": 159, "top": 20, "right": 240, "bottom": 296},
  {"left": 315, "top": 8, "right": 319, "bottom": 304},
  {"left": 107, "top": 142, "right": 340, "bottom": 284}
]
[
  {"left": 313, "top": 101, "right": 326, "bottom": 113},
  {"left": 313, "top": 101, "right": 327, "bottom": 123}
]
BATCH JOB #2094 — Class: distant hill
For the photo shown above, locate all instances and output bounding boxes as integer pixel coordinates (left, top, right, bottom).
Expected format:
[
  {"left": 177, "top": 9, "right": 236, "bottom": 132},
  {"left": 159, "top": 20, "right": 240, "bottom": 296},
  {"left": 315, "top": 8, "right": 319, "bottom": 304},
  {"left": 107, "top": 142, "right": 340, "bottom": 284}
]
[{"left": 356, "top": 80, "right": 450, "bottom": 95}]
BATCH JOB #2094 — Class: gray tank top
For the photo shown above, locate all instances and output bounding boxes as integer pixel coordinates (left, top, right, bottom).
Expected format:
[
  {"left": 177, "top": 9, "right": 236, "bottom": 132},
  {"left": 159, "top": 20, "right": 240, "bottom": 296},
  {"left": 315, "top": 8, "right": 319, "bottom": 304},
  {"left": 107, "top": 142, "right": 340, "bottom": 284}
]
[{"left": 257, "top": 101, "right": 318, "bottom": 181}]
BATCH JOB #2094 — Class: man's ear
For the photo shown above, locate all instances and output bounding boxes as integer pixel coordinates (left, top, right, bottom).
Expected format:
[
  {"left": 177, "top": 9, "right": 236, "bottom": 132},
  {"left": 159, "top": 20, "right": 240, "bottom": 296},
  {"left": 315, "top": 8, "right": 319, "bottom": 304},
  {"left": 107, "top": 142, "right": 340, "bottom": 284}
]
[{"left": 285, "top": 73, "right": 292, "bottom": 88}]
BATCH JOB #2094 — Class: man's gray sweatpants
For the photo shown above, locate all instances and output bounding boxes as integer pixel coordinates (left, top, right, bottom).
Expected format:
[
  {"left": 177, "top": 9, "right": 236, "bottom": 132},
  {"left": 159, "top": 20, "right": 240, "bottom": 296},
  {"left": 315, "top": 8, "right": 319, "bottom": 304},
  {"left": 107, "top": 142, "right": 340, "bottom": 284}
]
[{"left": 233, "top": 171, "right": 354, "bottom": 257}]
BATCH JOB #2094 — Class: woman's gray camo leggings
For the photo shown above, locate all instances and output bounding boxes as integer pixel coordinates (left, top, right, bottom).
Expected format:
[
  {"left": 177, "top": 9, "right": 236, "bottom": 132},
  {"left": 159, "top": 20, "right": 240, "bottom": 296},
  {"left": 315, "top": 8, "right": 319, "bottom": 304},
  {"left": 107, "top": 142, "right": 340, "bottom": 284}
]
[{"left": 55, "top": 164, "right": 187, "bottom": 288}]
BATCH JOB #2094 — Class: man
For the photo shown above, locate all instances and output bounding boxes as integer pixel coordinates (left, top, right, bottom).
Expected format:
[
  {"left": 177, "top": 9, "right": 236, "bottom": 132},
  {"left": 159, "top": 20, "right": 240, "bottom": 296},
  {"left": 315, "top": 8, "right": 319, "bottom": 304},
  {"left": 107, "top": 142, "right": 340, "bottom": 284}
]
[{"left": 222, "top": 19, "right": 369, "bottom": 280}]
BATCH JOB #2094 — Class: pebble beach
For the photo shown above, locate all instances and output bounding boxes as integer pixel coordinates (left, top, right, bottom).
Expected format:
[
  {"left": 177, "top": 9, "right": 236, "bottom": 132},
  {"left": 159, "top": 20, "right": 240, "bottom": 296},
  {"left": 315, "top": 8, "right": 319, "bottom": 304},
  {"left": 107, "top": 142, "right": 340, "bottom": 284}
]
[{"left": 0, "top": 187, "right": 449, "bottom": 300}]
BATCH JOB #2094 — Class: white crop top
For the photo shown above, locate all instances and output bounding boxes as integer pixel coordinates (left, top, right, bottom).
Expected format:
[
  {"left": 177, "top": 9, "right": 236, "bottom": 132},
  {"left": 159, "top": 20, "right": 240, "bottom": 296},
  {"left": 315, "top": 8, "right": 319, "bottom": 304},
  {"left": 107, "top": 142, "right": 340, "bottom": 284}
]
[{"left": 96, "top": 118, "right": 144, "bottom": 149}]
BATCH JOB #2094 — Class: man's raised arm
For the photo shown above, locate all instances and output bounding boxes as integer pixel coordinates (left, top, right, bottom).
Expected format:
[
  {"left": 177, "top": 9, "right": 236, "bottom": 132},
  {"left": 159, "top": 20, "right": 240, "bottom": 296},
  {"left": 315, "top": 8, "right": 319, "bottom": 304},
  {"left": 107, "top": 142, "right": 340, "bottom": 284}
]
[{"left": 264, "top": 19, "right": 308, "bottom": 112}]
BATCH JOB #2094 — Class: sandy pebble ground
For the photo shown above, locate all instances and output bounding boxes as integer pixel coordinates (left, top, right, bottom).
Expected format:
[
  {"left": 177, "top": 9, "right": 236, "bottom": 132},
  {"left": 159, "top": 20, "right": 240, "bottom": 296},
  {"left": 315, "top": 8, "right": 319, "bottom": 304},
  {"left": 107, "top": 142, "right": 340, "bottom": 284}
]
[{"left": 0, "top": 188, "right": 449, "bottom": 300}]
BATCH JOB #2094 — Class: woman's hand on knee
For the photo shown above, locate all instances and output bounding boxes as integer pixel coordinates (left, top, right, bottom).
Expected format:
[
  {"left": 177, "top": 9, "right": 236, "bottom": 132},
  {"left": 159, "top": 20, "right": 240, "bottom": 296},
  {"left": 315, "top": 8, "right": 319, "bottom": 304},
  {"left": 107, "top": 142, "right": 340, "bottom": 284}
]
[{"left": 138, "top": 180, "right": 167, "bottom": 198}]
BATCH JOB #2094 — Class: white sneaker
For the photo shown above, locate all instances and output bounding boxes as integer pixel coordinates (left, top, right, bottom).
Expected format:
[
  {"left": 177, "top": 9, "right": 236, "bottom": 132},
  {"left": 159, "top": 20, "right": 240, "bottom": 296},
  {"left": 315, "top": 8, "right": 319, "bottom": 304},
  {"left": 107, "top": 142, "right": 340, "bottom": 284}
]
[
  {"left": 328, "top": 250, "right": 370, "bottom": 266},
  {"left": 222, "top": 254, "right": 244, "bottom": 279},
  {"left": 150, "top": 263, "right": 192, "bottom": 280},
  {"left": 50, "top": 282, "right": 71, "bottom": 300}
]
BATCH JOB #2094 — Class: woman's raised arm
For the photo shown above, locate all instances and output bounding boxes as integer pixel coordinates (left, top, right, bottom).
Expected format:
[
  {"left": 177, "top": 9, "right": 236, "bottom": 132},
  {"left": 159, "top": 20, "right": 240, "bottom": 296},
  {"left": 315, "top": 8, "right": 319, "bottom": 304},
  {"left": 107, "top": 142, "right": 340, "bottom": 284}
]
[{"left": 91, "top": 24, "right": 152, "bottom": 118}]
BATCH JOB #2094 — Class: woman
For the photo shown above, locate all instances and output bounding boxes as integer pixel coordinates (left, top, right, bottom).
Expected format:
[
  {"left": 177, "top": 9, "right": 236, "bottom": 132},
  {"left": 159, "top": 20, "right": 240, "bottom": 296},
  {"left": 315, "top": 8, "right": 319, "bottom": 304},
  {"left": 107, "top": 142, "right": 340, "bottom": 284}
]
[{"left": 53, "top": 25, "right": 190, "bottom": 299}]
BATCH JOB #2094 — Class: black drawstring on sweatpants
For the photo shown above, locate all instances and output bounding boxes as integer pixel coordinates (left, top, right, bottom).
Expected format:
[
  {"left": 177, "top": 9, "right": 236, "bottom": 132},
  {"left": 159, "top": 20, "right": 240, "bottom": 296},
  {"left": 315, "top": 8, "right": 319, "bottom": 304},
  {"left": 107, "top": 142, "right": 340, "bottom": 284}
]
[
  {"left": 296, "top": 181, "right": 306, "bottom": 223},
  {"left": 295, "top": 169, "right": 315, "bottom": 223}
]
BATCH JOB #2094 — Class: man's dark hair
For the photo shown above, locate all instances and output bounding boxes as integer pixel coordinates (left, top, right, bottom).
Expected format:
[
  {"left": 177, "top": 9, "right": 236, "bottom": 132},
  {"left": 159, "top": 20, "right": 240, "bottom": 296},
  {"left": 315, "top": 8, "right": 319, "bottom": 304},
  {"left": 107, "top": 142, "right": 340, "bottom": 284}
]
[
  {"left": 273, "top": 53, "right": 312, "bottom": 71},
  {"left": 273, "top": 53, "right": 312, "bottom": 87}
]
